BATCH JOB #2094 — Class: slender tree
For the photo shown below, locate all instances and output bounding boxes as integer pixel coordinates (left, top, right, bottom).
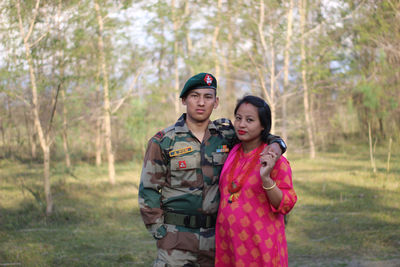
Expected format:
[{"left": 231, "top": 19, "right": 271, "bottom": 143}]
[
  {"left": 282, "top": 0, "right": 294, "bottom": 146},
  {"left": 299, "top": 0, "right": 316, "bottom": 158},
  {"left": 94, "top": 0, "right": 115, "bottom": 184},
  {"left": 212, "top": 0, "right": 223, "bottom": 79},
  {"left": 16, "top": 0, "right": 64, "bottom": 215}
]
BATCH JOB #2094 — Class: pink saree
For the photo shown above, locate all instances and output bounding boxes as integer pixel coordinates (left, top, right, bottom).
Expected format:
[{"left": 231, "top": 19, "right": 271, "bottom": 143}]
[{"left": 215, "top": 143, "right": 297, "bottom": 267}]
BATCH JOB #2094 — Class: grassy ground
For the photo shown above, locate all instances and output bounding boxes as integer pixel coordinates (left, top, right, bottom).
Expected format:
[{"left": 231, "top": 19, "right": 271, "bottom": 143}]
[
  {"left": 0, "top": 143, "right": 399, "bottom": 266},
  {"left": 286, "top": 144, "right": 400, "bottom": 266}
]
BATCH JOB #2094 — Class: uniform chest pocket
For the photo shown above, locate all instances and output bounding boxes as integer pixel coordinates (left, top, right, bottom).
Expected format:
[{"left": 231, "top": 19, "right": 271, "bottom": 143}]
[
  {"left": 212, "top": 152, "right": 228, "bottom": 166},
  {"left": 210, "top": 152, "right": 229, "bottom": 185},
  {"left": 170, "top": 154, "right": 200, "bottom": 187}
]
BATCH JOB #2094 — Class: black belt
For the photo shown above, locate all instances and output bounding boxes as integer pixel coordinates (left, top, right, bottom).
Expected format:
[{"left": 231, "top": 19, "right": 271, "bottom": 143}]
[{"left": 164, "top": 212, "right": 217, "bottom": 229}]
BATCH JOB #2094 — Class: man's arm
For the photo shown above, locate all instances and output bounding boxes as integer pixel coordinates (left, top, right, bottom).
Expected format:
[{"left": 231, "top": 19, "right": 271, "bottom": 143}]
[{"left": 138, "top": 135, "right": 168, "bottom": 239}]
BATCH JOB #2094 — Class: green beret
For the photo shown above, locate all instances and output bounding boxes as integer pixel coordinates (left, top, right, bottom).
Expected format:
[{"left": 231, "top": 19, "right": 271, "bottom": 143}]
[{"left": 180, "top": 73, "right": 217, "bottom": 98}]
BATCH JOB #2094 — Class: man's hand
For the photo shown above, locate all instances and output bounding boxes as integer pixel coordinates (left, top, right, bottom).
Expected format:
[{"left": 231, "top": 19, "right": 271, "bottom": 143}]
[{"left": 262, "top": 142, "right": 282, "bottom": 158}]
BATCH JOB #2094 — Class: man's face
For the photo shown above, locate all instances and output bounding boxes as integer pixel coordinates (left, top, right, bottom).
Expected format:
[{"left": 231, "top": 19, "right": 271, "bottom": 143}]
[{"left": 182, "top": 88, "right": 219, "bottom": 123}]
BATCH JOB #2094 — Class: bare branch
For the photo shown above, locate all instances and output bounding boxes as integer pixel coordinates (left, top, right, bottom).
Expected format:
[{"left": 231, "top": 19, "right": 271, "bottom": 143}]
[
  {"left": 46, "top": 83, "right": 61, "bottom": 137},
  {"left": 30, "top": 31, "right": 49, "bottom": 48},
  {"left": 25, "top": 0, "right": 41, "bottom": 43},
  {"left": 111, "top": 68, "right": 143, "bottom": 114},
  {"left": 247, "top": 50, "right": 272, "bottom": 104},
  {"left": 16, "top": 0, "right": 26, "bottom": 38},
  {"left": 1, "top": 88, "right": 31, "bottom": 108}
]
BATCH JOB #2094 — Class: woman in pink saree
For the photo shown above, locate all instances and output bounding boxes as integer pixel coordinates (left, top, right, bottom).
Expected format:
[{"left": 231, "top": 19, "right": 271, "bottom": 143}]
[{"left": 215, "top": 96, "right": 297, "bottom": 267}]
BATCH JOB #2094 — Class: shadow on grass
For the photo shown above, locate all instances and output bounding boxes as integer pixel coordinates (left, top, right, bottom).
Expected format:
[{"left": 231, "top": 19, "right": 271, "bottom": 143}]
[{"left": 0, "top": 172, "right": 155, "bottom": 266}]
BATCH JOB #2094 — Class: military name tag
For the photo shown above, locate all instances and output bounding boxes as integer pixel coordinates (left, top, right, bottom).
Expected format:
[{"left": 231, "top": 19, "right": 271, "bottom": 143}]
[{"left": 169, "top": 146, "right": 193, "bottom": 157}]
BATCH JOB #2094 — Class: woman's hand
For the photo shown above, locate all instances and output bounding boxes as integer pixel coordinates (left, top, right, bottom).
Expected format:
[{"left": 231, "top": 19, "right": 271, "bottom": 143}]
[
  {"left": 260, "top": 148, "right": 283, "bottom": 209},
  {"left": 259, "top": 150, "right": 278, "bottom": 180}
]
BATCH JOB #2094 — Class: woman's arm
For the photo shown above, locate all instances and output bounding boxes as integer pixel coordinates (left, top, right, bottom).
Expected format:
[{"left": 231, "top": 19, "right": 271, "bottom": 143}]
[{"left": 260, "top": 152, "right": 297, "bottom": 213}]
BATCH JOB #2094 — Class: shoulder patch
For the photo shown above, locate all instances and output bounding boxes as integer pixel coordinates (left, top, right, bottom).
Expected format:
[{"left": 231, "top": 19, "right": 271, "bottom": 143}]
[
  {"left": 154, "top": 131, "right": 164, "bottom": 139},
  {"left": 152, "top": 124, "right": 174, "bottom": 141}
]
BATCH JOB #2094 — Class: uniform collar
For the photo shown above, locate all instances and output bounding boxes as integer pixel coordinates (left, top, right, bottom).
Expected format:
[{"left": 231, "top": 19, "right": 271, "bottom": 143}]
[
  {"left": 175, "top": 113, "right": 218, "bottom": 134},
  {"left": 174, "top": 114, "right": 190, "bottom": 133}
]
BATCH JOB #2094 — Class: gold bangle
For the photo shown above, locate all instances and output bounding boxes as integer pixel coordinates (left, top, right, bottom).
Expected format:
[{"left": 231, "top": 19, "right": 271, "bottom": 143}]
[{"left": 262, "top": 181, "right": 276, "bottom": 191}]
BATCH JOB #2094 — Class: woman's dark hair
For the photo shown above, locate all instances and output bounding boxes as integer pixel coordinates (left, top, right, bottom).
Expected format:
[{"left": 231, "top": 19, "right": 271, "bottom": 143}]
[{"left": 234, "top": 95, "right": 271, "bottom": 143}]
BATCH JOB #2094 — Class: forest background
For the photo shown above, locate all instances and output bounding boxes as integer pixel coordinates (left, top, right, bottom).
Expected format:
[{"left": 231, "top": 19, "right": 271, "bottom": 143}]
[{"left": 0, "top": 0, "right": 399, "bottom": 266}]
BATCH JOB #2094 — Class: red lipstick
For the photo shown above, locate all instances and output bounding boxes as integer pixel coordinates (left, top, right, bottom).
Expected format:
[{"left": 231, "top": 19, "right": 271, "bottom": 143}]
[{"left": 237, "top": 130, "right": 246, "bottom": 135}]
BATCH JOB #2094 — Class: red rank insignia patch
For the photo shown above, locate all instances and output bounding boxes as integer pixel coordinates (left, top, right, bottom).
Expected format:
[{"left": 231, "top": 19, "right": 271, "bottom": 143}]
[
  {"left": 155, "top": 131, "right": 164, "bottom": 139},
  {"left": 204, "top": 74, "right": 213, "bottom": 85},
  {"left": 178, "top": 161, "right": 187, "bottom": 169}
]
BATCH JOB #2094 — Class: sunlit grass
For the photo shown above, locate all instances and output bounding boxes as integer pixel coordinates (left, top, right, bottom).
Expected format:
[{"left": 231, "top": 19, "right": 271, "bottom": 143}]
[
  {"left": 286, "top": 146, "right": 400, "bottom": 266},
  {"left": 0, "top": 159, "right": 155, "bottom": 266},
  {"left": 0, "top": 143, "right": 399, "bottom": 266}
]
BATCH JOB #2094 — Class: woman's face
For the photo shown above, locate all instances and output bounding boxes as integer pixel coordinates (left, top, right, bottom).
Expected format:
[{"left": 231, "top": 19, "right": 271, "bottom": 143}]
[{"left": 233, "top": 102, "right": 264, "bottom": 143}]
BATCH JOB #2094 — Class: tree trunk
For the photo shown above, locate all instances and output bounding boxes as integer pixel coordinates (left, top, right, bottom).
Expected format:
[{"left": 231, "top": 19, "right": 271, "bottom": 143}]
[
  {"left": 95, "top": 115, "right": 103, "bottom": 166},
  {"left": 174, "top": 41, "right": 180, "bottom": 114},
  {"left": 368, "top": 122, "right": 377, "bottom": 173},
  {"left": 43, "top": 145, "right": 52, "bottom": 215},
  {"left": 0, "top": 116, "right": 4, "bottom": 157},
  {"left": 95, "top": 71, "right": 103, "bottom": 167},
  {"left": 299, "top": 0, "right": 316, "bottom": 158},
  {"left": 184, "top": 1, "right": 194, "bottom": 76},
  {"left": 387, "top": 137, "right": 392, "bottom": 172},
  {"left": 24, "top": 106, "right": 37, "bottom": 160},
  {"left": 212, "top": 0, "right": 222, "bottom": 79},
  {"left": 157, "top": 17, "right": 166, "bottom": 89},
  {"left": 95, "top": 0, "right": 115, "bottom": 184},
  {"left": 282, "top": 0, "right": 294, "bottom": 147},
  {"left": 6, "top": 95, "right": 13, "bottom": 158},
  {"left": 31, "top": 133, "right": 37, "bottom": 159},
  {"left": 269, "top": 26, "right": 276, "bottom": 133},
  {"left": 172, "top": 0, "right": 180, "bottom": 115},
  {"left": 61, "top": 88, "right": 71, "bottom": 168},
  {"left": 257, "top": 0, "right": 276, "bottom": 132},
  {"left": 17, "top": 0, "right": 54, "bottom": 214},
  {"left": 224, "top": 0, "right": 237, "bottom": 118}
]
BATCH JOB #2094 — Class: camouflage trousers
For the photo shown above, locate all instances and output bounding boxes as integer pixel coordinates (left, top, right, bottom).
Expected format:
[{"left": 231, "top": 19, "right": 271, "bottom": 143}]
[
  {"left": 153, "top": 225, "right": 215, "bottom": 267},
  {"left": 153, "top": 248, "right": 214, "bottom": 267}
]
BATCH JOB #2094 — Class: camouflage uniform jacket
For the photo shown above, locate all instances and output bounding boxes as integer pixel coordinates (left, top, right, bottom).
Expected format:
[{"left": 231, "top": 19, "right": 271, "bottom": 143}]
[
  {"left": 139, "top": 113, "right": 235, "bottom": 233},
  {"left": 138, "top": 113, "right": 282, "bottom": 253}
]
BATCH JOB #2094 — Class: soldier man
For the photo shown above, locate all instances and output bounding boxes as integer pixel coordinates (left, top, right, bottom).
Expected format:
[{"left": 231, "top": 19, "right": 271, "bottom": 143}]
[{"left": 138, "top": 73, "right": 286, "bottom": 266}]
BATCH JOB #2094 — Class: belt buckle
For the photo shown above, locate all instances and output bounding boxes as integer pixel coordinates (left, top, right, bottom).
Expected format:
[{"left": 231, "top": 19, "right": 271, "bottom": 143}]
[
  {"left": 183, "top": 215, "right": 191, "bottom": 227},
  {"left": 196, "top": 215, "right": 207, "bottom": 228}
]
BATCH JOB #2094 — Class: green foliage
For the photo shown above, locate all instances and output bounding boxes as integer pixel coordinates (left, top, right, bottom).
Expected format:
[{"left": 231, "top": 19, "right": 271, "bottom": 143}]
[
  {"left": 0, "top": 0, "right": 399, "bottom": 164},
  {"left": 125, "top": 98, "right": 149, "bottom": 154},
  {"left": 355, "top": 82, "right": 382, "bottom": 111},
  {"left": 123, "top": 97, "right": 167, "bottom": 160},
  {"left": 349, "top": 1, "right": 400, "bottom": 136}
]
